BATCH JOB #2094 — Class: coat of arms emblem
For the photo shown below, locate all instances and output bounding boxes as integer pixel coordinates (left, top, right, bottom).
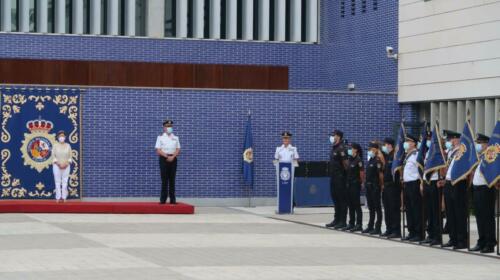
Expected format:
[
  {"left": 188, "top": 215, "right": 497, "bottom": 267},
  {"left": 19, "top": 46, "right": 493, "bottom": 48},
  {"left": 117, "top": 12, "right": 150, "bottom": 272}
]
[
  {"left": 20, "top": 118, "right": 56, "bottom": 173},
  {"left": 280, "top": 167, "right": 291, "bottom": 181}
]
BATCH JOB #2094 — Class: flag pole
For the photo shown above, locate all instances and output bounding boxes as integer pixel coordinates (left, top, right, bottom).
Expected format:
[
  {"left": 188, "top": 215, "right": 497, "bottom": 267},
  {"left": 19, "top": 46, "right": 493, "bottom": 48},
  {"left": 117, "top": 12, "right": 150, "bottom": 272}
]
[
  {"left": 247, "top": 110, "right": 253, "bottom": 208},
  {"left": 466, "top": 110, "right": 472, "bottom": 251}
]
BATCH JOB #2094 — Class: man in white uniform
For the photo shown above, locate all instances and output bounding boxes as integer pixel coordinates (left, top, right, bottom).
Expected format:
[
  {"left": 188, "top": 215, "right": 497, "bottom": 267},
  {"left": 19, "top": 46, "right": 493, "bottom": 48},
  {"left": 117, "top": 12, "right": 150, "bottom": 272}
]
[
  {"left": 155, "top": 120, "right": 181, "bottom": 204},
  {"left": 274, "top": 131, "right": 299, "bottom": 165},
  {"left": 402, "top": 134, "right": 422, "bottom": 242}
]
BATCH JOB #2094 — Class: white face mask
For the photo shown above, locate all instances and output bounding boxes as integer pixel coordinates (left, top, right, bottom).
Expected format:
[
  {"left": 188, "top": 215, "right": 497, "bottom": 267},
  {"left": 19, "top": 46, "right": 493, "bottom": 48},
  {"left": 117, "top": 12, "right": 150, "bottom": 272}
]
[
  {"left": 329, "top": 136, "right": 335, "bottom": 144},
  {"left": 58, "top": 136, "right": 65, "bottom": 143}
]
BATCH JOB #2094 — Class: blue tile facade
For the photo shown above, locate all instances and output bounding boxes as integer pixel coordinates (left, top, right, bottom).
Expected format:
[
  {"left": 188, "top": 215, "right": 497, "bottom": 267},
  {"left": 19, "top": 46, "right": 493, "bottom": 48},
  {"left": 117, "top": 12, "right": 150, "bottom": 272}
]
[{"left": 0, "top": 0, "right": 417, "bottom": 198}]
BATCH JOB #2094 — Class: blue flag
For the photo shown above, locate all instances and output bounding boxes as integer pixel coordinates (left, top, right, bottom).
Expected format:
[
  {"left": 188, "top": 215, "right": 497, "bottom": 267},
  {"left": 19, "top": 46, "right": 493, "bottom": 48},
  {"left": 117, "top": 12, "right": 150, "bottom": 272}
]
[
  {"left": 479, "top": 120, "right": 500, "bottom": 188},
  {"left": 391, "top": 122, "right": 406, "bottom": 179},
  {"left": 416, "top": 121, "right": 429, "bottom": 176},
  {"left": 451, "top": 120, "right": 479, "bottom": 185},
  {"left": 423, "top": 122, "right": 447, "bottom": 183},
  {"left": 242, "top": 115, "right": 254, "bottom": 187}
]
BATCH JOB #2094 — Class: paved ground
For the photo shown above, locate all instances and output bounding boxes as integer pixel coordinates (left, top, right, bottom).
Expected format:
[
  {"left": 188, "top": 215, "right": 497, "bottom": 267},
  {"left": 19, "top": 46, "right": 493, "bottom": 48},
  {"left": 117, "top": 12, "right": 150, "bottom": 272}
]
[{"left": 0, "top": 207, "right": 499, "bottom": 280}]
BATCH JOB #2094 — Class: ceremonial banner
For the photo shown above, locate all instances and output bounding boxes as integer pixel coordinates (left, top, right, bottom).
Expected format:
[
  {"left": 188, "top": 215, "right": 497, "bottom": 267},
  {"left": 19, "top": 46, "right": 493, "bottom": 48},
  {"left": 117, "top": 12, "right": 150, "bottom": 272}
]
[
  {"left": 242, "top": 114, "right": 253, "bottom": 187},
  {"left": 423, "top": 122, "right": 447, "bottom": 183},
  {"left": 391, "top": 122, "right": 406, "bottom": 178},
  {"left": 480, "top": 120, "right": 500, "bottom": 188},
  {"left": 0, "top": 88, "right": 82, "bottom": 199},
  {"left": 416, "top": 121, "right": 429, "bottom": 177},
  {"left": 276, "top": 162, "right": 294, "bottom": 214},
  {"left": 451, "top": 120, "right": 478, "bottom": 185}
]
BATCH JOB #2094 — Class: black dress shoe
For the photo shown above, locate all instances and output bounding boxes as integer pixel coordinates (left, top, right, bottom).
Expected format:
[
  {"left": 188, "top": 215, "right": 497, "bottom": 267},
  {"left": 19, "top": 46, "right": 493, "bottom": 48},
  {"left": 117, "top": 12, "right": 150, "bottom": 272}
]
[
  {"left": 325, "top": 221, "right": 336, "bottom": 228},
  {"left": 387, "top": 233, "right": 401, "bottom": 239},
  {"left": 480, "top": 247, "right": 494, "bottom": 254},
  {"left": 410, "top": 236, "right": 422, "bottom": 242},
  {"left": 380, "top": 231, "right": 391, "bottom": 237},
  {"left": 369, "top": 229, "right": 382, "bottom": 235},
  {"left": 453, "top": 243, "right": 467, "bottom": 250},
  {"left": 350, "top": 225, "right": 363, "bottom": 232},
  {"left": 430, "top": 240, "right": 441, "bottom": 246},
  {"left": 362, "top": 227, "right": 373, "bottom": 234},
  {"left": 343, "top": 224, "right": 354, "bottom": 231},
  {"left": 470, "top": 244, "right": 482, "bottom": 252},
  {"left": 159, "top": 202, "right": 166, "bottom": 205},
  {"left": 402, "top": 235, "right": 413, "bottom": 241},
  {"left": 170, "top": 201, "right": 177, "bottom": 205},
  {"left": 420, "top": 238, "right": 433, "bottom": 244},
  {"left": 442, "top": 241, "right": 455, "bottom": 248},
  {"left": 334, "top": 223, "right": 347, "bottom": 230}
]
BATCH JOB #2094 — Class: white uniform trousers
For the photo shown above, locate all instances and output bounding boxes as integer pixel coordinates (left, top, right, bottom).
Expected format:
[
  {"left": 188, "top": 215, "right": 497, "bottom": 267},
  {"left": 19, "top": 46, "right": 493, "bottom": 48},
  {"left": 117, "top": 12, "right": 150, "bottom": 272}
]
[{"left": 53, "top": 164, "right": 70, "bottom": 200}]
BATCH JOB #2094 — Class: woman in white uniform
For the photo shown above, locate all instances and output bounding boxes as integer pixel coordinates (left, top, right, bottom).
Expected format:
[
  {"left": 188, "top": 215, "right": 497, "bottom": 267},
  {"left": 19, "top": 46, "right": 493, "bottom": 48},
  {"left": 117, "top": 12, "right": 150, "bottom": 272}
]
[{"left": 52, "top": 130, "right": 72, "bottom": 202}]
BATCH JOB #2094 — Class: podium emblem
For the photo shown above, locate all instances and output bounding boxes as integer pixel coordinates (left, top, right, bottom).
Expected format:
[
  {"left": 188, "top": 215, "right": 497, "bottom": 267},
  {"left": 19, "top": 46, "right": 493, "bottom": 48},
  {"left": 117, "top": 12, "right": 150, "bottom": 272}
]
[{"left": 280, "top": 167, "right": 291, "bottom": 181}]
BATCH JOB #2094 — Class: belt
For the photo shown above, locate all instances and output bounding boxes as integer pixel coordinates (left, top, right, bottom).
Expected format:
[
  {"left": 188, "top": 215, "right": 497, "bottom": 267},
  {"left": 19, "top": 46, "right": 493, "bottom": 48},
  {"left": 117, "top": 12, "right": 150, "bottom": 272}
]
[{"left": 404, "top": 180, "right": 419, "bottom": 184}]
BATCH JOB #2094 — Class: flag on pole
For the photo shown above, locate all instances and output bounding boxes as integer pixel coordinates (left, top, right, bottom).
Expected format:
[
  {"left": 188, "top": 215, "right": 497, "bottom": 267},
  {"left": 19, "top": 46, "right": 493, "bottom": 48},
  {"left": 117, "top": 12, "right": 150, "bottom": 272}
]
[
  {"left": 416, "top": 121, "right": 429, "bottom": 177},
  {"left": 242, "top": 114, "right": 254, "bottom": 187},
  {"left": 479, "top": 120, "right": 500, "bottom": 188},
  {"left": 423, "top": 121, "right": 447, "bottom": 183},
  {"left": 451, "top": 119, "right": 479, "bottom": 185},
  {"left": 391, "top": 122, "right": 406, "bottom": 179}
]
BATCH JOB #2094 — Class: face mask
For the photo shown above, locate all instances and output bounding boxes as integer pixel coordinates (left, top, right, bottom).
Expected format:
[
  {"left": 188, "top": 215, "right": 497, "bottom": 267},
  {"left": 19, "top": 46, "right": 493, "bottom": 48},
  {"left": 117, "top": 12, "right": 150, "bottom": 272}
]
[
  {"left": 166, "top": 127, "right": 173, "bottom": 134},
  {"left": 426, "top": 140, "right": 431, "bottom": 148},
  {"left": 329, "top": 136, "right": 335, "bottom": 144},
  {"left": 347, "top": 149, "right": 353, "bottom": 156},
  {"left": 403, "top": 142, "right": 410, "bottom": 151},
  {"left": 58, "top": 136, "right": 65, "bottom": 143},
  {"left": 367, "top": 151, "right": 375, "bottom": 159},
  {"left": 381, "top": 146, "right": 389, "bottom": 154},
  {"left": 445, "top": 141, "right": 452, "bottom": 150},
  {"left": 475, "top": 143, "right": 483, "bottom": 153},
  {"left": 417, "top": 142, "right": 421, "bottom": 149}
]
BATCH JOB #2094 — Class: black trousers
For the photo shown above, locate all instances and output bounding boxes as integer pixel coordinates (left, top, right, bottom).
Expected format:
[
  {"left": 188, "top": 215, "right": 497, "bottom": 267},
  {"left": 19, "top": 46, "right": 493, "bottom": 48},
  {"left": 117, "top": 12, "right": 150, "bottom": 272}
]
[
  {"left": 473, "top": 185, "right": 497, "bottom": 248},
  {"left": 423, "top": 181, "right": 441, "bottom": 241},
  {"left": 366, "top": 183, "right": 382, "bottom": 229},
  {"left": 347, "top": 181, "right": 362, "bottom": 226},
  {"left": 159, "top": 156, "right": 177, "bottom": 203},
  {"left": 331, "top": 173, "right": 347, "bottom": 224},
  {"left": 383, "top": 182, "right": 401, "bottom": 235},
  {"left": 444, "top": 180, "right": 467, "bottom": 245},
  {"left": 404, "top": 180, "right": 423, "bottom": 238}
]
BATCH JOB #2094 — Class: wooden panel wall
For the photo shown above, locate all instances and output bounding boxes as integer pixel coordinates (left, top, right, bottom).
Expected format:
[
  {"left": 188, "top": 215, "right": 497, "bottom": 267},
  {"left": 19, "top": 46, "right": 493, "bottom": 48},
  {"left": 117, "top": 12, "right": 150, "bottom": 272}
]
[{"left": 0, "top": 59, "right": 289, "bottom": 90}]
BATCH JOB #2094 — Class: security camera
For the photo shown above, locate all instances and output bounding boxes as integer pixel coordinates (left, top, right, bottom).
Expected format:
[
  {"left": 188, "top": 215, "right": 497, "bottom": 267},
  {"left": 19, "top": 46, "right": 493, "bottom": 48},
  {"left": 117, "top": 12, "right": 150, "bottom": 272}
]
[{"left": 386, "top": 46, "right": 398, "bottom": 60}]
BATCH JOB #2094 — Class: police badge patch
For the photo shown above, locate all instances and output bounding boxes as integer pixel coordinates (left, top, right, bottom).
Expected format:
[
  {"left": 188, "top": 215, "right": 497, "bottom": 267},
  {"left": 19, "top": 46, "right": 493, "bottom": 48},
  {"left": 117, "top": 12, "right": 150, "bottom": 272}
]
[
  {"left": 280, "top": 167, "right": 291, "bottom": 181},
  {"left": 20, "top": 118, "right": 56, "bottom": 173}
]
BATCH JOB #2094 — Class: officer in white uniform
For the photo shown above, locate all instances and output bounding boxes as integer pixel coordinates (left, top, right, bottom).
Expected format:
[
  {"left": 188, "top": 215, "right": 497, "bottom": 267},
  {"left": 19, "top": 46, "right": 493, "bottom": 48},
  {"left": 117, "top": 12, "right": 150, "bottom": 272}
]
[
  {"left": 274, "top": 131, "right": 299, "bottom": 165},
  {"left": 155, "top": 120, "right": 181, "bottom": 204},
  {"left": 402, "top": 134, "right": 423, "bottom": 242},
  {"left": 471, "top": 133, "right": 497, "bottom": 253}
]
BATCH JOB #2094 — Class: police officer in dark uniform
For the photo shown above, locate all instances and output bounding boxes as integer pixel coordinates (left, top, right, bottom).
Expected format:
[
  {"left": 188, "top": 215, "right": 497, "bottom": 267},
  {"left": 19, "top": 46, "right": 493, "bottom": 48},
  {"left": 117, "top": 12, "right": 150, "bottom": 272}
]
[
  {"left": 326, "top": 130, "right": 349, "bottom": 229},
  {"left": 382, "top": 137, "right": 402, "bottom": 238},
  {"left": 363, "top": 141, "right": 384, "bottom": 235},
  {"left": 471, "top": 133, "right": 497, "bottom": 253},
  {"left": 442, "top": 130, "right": 467, "bottom": 249},
  {"left": 345, "top": 142, "right": 364, "bottom": 232}
]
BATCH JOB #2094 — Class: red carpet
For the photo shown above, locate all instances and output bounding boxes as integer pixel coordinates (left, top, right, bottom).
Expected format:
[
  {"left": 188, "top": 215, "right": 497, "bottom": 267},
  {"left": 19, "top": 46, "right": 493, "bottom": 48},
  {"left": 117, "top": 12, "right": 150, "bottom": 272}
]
[{"left": 0, "top": 200, "right": 195, "bottom": 214}]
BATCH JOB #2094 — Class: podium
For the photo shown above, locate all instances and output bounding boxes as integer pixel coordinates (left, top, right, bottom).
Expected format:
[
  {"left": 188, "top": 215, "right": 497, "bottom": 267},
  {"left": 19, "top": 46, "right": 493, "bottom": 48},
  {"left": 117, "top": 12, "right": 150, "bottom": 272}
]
[{"left": 275, "top": 161, "right": 296, "bottom": 214}]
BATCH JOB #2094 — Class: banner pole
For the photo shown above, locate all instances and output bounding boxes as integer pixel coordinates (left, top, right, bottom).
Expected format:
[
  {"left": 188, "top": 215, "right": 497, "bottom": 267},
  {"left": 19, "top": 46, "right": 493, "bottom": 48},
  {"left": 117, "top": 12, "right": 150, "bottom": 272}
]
[{"left": 497, "top": 188, "right": 499, "bottom": 256}]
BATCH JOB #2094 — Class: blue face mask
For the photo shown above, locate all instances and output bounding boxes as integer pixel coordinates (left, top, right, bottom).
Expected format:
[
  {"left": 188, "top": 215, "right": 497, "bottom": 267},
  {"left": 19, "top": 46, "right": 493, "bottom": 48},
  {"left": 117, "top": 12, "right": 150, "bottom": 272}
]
[
  {"left": 381, "top": 146, "right": 389, "bottom": 154},
  {"left": 403, "top": 142, "right": 410, "bottom": 151},
  {"left": 475, "top": 143, "right": 483, "bottom": 153},
  {"left": 166, "top": 127, "right": 173, "bottom": 134},
  {"left": 347, "top": 149, "right": 353, "bottom": 156},
  {"left": 426, "top": 140, "right": 431, "bottom": 148},
  {"left": 445, "top": 141, "right": 452, "bottom": 150},
  {"left": 417, "top": 142, "right": 421, "bottom": 149},
  {"left": 367, "top": 151, "right": 375, "bottom": 159}
]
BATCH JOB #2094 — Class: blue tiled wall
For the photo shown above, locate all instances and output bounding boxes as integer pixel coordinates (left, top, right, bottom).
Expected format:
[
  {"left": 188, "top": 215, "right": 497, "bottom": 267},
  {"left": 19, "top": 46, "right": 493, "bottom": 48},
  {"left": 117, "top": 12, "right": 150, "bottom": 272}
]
[{"left": 82, "top": 88, "right": 399, "bottom": 198}]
